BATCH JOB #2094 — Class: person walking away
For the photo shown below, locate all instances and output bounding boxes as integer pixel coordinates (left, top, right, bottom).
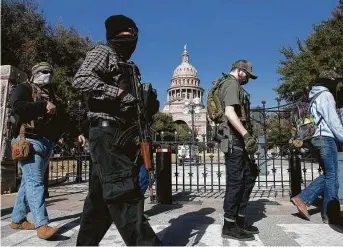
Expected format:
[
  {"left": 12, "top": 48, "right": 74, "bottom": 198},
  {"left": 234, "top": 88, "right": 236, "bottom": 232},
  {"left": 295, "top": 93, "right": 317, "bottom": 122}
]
[{"left": 291, "top": 70, "right": 343, "bottom": 225}]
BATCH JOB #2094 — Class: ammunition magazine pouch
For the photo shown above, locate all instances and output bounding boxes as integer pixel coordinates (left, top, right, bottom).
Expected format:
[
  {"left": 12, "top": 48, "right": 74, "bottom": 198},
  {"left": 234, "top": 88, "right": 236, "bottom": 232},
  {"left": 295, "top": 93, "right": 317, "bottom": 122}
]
[
  {"left": 112, "top": 125, "right": 140, "bottom": 150},
  {"left": 11, "top": 125, "right": 31, "bottom": 161},
  {"left": 112, "top": 124, "right": 155, "bottom": 150}
]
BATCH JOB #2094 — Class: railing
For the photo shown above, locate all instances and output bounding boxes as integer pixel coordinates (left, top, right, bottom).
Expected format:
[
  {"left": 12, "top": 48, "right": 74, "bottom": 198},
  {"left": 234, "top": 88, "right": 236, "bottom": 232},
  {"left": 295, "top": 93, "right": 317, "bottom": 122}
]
[
  {"left": 14, "top": 99, "right": 326, "bottom": 197},
  {"left": 32, "top": 138, "right": 321, "bottom": 198}
]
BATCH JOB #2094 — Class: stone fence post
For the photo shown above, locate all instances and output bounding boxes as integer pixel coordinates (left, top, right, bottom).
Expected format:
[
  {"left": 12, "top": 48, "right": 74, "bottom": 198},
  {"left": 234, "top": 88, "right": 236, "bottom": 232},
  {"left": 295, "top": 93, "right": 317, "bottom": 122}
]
[{"left": 0, "top": 65, "right": 27, "bottom": 194}]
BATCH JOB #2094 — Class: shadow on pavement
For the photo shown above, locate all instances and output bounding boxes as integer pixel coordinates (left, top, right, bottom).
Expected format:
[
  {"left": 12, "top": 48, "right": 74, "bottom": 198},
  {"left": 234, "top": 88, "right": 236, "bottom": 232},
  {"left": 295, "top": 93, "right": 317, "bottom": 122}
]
[
  {"left": 1, "top": 207, "right": 13, "bottom": 217},
  {"left": 328, "top": 200, "right": 343, "bottom": 234},
  {"left": 47, "top": 191, "right": 85, "bottom": 199},
  {"left": 246, "top": 199, "right": 268, "bottom": 225},
  {"left": 50, "top": 212, "right": 82, "bottom": 223},
  {"left": 48, "top": 218, "right": 81, "bottom": 242},
  {"left": 145, "top": 204, "right": 183, "bottom": 217},
  {"left": 46, "top": 198, "right": 68, "bottom": 207},
  {"left": 157, "top": 207, "right": 215, "bottom": 246}
]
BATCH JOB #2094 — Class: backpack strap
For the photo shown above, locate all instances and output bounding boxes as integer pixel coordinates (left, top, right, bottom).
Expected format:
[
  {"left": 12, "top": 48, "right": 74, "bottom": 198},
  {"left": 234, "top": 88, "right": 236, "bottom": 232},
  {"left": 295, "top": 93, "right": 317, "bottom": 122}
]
[
  {"left": 29, "top": 84, "right": 42, "bottom": 128},
  {"left": 308, "top": 90, "right": 328, "bottom": 126}
]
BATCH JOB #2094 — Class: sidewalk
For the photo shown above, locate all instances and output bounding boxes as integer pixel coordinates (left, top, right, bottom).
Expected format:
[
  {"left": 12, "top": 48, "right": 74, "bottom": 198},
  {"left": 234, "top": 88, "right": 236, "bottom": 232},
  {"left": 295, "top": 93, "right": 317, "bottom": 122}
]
[{"left": 1, "top": 183, "right": 343, "bottom": 246}]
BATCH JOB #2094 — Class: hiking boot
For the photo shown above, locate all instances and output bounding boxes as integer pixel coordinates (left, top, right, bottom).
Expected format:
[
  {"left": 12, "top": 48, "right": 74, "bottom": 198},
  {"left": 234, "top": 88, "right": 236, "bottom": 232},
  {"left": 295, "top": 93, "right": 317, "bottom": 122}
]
[
  {"left": 236, "top": 216, "right": 259, "bottom": 234},
  {"left": 221, "top": 220, "right": 255, "bottom": 241},
  {"left": 36, "top": 225, "right": 58, "bottom": 239},
  {"left": 10, "top": 220, "right": 35, "bottom": 230},
  {"left": 291, "top": 197, "right": 310, "bottom": 220}
]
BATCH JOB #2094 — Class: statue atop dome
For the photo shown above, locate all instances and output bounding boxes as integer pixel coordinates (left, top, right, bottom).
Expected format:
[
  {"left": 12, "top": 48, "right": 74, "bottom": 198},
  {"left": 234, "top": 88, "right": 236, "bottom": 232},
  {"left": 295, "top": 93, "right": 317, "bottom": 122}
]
[{"left": 182, "top": 44, "right": 189, "bottom": 63}]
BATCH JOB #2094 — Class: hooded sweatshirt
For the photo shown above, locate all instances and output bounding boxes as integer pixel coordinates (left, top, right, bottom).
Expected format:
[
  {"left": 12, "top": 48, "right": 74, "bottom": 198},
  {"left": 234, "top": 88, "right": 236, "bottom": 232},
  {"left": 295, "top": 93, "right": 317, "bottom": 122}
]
[{"left": 309, "top": 86, "right": 343, "bottom": 142}]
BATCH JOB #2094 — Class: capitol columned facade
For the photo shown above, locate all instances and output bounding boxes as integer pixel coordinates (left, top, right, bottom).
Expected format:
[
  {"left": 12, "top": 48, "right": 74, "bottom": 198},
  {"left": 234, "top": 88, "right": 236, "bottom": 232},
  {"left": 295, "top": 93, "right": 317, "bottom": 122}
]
[{"left": 161, "top": 45, "right": 208, "bottom": 139}]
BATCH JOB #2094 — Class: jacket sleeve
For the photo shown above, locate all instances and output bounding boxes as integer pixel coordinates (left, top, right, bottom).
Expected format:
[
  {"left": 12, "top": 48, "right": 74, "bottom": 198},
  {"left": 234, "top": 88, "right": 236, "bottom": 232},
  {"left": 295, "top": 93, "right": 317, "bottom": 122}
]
[
  {"left": 10, "top": 83, "right": 47, "bottom": 121},
  {"left": 318, "top": 92, "right": 343, "bottom": 142},
  {"left": 72, "top": 45, "right": 121, "bottom": 100}
]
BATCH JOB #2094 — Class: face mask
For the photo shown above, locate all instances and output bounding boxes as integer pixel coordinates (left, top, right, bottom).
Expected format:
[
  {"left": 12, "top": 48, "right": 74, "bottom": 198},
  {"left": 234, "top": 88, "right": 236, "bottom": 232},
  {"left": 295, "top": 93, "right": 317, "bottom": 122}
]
[
  {"left": 33, "top": 72, "right": 52, "bottom": 86},
  {"left": 240, "top": 77, "right": 249, "bottom": 85},
  {"left": 238, "top": 69, "right": 249, "bottom": 85},
  {"left": 108, "top": 35, "right": 138, "bottom": 61}
]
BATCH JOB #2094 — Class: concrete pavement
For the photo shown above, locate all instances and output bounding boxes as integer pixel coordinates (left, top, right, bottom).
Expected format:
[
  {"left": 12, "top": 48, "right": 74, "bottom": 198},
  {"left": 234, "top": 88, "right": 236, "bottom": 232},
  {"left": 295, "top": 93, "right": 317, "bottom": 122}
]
[{"left": 1, "top": 183, "right": 343, "bottom": 246}]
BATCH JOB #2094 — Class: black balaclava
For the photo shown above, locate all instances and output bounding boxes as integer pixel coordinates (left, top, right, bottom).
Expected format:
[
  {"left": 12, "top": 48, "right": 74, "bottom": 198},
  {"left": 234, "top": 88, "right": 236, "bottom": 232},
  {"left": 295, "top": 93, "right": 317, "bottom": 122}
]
[{"left": 105, "top": 15, "right": 138, "bottom": 61}]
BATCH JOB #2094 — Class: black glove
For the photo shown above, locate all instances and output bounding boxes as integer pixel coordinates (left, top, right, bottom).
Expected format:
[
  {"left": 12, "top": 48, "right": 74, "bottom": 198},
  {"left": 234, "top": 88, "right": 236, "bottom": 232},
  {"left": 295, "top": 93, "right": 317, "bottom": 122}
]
[{"left": 243, "top": 133, "right": 258, "bottom": 154}]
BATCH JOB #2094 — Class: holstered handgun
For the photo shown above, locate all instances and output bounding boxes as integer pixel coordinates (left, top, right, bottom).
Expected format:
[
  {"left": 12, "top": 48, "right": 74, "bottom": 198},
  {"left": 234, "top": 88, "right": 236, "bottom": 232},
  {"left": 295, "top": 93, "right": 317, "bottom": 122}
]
[{"left": 213, "top": 124, "right": 232, "bottom": 154}]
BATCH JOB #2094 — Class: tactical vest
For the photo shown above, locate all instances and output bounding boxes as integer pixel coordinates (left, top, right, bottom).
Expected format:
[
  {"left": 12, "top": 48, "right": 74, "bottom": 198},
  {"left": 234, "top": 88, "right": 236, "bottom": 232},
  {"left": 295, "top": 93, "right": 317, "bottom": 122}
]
[{"left": 30, "top": 84, "right": 57, "bottom": 129}]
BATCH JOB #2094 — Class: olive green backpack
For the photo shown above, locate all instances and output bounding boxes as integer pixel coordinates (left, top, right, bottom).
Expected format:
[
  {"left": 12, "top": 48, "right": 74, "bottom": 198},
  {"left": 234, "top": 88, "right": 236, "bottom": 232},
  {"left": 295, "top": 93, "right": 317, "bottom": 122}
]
[{"left": 207, "top": 73, "right": 233, "bottom": 124}]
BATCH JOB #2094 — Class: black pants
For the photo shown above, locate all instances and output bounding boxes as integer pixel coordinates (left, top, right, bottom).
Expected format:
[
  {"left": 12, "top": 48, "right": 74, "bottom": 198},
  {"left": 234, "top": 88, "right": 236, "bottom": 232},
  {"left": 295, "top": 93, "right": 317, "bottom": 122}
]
[
  {"left": 223, "top": 135, "right": 258, "bottom": 221},
  {"left": 76, "top": 126, "right": 161, "bottom": 246}
]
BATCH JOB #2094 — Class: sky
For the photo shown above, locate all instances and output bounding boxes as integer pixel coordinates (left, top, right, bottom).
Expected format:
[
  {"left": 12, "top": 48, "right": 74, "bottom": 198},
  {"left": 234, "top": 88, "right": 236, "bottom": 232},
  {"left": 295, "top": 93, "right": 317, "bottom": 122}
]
[{"left": 39, "top": 0, "right": 339, "bottom": 108}]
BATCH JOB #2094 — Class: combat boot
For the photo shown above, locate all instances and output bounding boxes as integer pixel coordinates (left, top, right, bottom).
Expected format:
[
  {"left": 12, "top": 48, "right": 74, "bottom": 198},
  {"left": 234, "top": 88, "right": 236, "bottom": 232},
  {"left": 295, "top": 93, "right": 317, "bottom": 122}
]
[
  {"left": 236, "top": 216, "right": 259, "bottom": 234},
  {"left": 36, "top": 225, "right": 58, "bottom": 239},
  {"left": 221, "top": 220, "right": 255, "bottom": 241}
]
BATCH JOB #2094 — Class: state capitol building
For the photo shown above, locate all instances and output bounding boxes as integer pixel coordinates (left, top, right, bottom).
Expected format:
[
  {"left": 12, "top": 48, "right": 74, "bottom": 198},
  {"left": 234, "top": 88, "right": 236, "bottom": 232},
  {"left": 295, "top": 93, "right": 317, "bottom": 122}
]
[{"left": 161, "top": 45, "right": 209, "bottom": 140}]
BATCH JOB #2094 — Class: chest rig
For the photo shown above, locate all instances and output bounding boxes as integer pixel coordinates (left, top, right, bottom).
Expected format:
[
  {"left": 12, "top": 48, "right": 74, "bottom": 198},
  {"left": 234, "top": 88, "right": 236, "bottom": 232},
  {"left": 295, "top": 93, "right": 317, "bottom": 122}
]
[{"left": 30, "top": 84, "right": 56, "bottom": 129}]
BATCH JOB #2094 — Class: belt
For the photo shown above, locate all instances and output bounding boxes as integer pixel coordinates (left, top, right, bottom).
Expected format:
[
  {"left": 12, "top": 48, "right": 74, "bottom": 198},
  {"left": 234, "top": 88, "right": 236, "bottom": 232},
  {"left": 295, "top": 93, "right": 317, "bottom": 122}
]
[{"left": 89, "top": 119, "right": 121, "bottom": 128}]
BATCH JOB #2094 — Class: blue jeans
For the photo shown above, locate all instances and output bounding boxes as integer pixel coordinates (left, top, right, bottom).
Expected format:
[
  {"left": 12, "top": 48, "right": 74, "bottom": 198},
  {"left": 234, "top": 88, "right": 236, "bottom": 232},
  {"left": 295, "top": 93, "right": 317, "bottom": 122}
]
[
  {"left": 139, "top": 164, "right": 149, "bottom": 195},
  {"left": 11, "top": 137, "right": 54, "bottom": 228},
  {"left": 298, "top": 136, "right": 339, "bottom": 217}
]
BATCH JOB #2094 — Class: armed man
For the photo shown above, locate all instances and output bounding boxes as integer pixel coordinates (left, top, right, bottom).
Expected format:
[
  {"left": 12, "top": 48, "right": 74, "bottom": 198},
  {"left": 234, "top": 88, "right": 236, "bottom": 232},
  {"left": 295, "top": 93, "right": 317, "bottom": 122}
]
[
  {"left": 208, "top": 60, "right": 259, "bottom": 241},
  {"left": 72, "top": 15, "right": 161, "bottom": 246},
  {"left": 9, "top": 62, "right": 70, "bottom": 239}
]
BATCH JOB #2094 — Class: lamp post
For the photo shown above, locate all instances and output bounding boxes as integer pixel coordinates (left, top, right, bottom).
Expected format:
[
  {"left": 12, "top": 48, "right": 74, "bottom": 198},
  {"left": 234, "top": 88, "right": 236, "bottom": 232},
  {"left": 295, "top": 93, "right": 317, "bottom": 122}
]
[
  {"left": 68, "top": 100, "right": 84, "bottom": 183},
  {"left": 183, "top": 97, "right": 202, "bottom": 145},
  {"left": 160, "top": 131, "right": 164, "bottom": 143}
]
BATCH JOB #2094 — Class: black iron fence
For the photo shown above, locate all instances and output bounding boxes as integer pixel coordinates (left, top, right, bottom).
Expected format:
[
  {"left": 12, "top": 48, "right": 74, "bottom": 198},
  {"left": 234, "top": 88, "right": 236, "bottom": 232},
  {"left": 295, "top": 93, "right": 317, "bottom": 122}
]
[
  {"left": 31, "top": 137, "right": 322, "bottom": 198},
  {"left": 15, "top": 100, "right": 326, "bottom": 197}
]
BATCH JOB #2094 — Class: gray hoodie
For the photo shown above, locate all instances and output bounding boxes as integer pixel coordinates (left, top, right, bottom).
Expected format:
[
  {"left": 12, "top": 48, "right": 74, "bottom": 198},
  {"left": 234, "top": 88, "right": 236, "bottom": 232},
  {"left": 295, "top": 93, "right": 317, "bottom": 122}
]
[{"left": 309, "top": 86, "right": 343, "bottom": 142}]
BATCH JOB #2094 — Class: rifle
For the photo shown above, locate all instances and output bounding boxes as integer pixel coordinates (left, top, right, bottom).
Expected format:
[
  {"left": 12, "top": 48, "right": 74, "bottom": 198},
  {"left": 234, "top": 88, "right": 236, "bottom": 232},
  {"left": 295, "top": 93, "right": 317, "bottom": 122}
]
[{"left": 118, "top": 61, "right": 156, "bottom": 203}]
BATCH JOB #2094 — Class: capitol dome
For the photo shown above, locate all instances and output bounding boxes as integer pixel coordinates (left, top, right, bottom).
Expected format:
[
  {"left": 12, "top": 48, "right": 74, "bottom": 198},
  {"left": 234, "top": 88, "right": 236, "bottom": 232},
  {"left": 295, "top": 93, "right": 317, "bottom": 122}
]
[
  {"left": 161, "top": 44, "right": 208, "bottom": 140},
  {"left": 166, "top": 45, "right": 204, "bottom": 103},
  {"left": 172, "top": 45, "right": 199, "bottom": 79}
]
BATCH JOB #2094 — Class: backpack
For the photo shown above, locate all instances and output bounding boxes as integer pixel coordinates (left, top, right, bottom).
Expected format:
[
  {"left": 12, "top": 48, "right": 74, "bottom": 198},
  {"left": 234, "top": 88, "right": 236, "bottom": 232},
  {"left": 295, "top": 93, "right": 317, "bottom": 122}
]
[
  {"left": 293, "top": 90, "right": 328, "bottom": 145},
  {"left": 207, "top": 74, "right": 232, "bottom": 124}
]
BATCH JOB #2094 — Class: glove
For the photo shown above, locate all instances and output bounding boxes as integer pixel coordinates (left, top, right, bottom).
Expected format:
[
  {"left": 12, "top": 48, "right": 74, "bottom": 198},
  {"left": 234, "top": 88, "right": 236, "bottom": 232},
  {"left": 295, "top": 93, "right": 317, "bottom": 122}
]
[{"left": 243, "top": 133, "right": 258, "bottom": 154}]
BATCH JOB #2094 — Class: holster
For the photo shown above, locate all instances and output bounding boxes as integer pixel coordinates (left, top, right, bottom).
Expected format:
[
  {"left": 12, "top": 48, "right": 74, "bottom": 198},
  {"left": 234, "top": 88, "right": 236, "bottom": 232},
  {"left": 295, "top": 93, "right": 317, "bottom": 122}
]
[
  {"left": 11, "top": 125, "right": 31, "bottom": 161},
  {"left": 213, "top": 124, "right": 233, "bottom": 154}
]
